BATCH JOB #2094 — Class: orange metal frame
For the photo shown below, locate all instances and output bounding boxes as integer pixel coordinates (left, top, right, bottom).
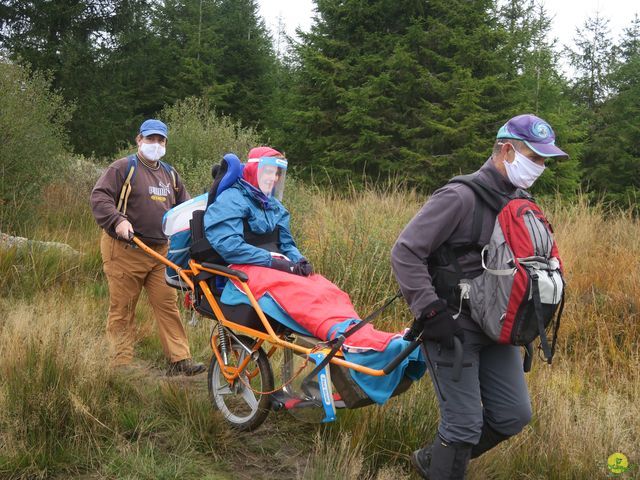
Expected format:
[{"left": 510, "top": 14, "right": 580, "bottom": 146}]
[{"left": 133, "top": 236, "right": 389, "bottom": 384}]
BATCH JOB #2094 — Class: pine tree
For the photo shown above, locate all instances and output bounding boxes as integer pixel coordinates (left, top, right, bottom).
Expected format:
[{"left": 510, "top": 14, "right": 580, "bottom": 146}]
[
  {"left": 211, "top": 0, "right": 277, "bottom": 127},
  {"left": 566, "top": 13, "right": 616, "bottom": 109},
  {"left": 0, "top": 0, "right": 162, "bottom": 156},
  {"left": 278, "top": 0, "right": 517, "bottom": 189},
  {"left": 498, "top": 1, "right": 582, "bottom": 193},
  {"left": 580, "top": 16, "right": 640, "bottom": 204}
]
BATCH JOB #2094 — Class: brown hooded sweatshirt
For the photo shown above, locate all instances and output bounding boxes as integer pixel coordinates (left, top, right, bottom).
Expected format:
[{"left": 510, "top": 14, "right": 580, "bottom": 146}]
[{"left": 90, "top": 155, "right": 190, "bottom": 244}]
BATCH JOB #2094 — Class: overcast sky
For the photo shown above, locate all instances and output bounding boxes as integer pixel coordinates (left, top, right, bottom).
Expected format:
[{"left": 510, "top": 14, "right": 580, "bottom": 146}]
[{"left": 258, "top": 0, "right": 639, "bottom": 54}]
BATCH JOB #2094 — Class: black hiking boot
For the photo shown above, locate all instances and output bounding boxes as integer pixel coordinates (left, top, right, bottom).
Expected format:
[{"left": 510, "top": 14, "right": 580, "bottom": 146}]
[
  {"left": 428, "top": 436, "right": 472, "bottom": 480},
  {"left": 166, "top": 359, "right": 206, "bottom": 376},
  {"left": 410, "top": 445, "right": 432, "bottom": 479}
]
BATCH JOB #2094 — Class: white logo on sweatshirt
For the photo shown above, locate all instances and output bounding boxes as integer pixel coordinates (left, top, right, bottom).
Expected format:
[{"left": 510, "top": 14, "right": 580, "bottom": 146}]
[{"left": 149, "top": 182, "right": 171, "bottom": 197}]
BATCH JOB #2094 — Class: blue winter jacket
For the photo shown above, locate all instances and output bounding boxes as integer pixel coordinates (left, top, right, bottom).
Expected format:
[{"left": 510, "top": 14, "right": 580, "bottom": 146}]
[{"left": 203, "top": 179, "right": 303, "bottom": 266}]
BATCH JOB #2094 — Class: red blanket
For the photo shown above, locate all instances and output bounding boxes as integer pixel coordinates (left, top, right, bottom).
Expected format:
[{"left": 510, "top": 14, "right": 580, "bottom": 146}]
[{"left": 229, "top": 265, "right": 398, "bottom": 351}]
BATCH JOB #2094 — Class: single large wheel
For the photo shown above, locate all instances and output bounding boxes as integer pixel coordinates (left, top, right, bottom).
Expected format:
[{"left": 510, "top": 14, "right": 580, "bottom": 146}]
[{"left": 207, "top": 334, "right": 274, "bottom": 431}]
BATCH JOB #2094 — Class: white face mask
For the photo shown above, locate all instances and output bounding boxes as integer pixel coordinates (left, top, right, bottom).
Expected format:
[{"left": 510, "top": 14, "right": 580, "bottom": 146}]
[
  {"left": 503, "top": 149, "right": 545, "bottom": 189},
  {"left": 139, "top": 142, "right": 166, "bottom": 162}
]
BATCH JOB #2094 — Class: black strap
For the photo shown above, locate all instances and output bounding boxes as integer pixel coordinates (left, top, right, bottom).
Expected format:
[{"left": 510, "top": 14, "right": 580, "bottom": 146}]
[
  {"left": 301, "top": 289, "right": 402, "bottom": 391},
  {"left": 523, "top": 343, "right": 534, "bottom": 373},
  {"left": 193, "top": 270, "right": 216, "bottom": 283},
  {"left": 301, "top": 335, "right": 346, "bottom": 397},
  {"left": 449, "top": 175, "right": 510, "bottom": 214},
  {"left": 549, "top": 280, "right": 566, "bottom": 361},
  {"left": 428, "top": 175, "right": 505, "bottom": 274},
  {"left": 341, "top": 290, "right": 402, "bottom": 339},
  {"left": 470, "top": 196, "right": 484, "bottom": 246},
  {"left": 243, "top": 219, "right": 281, "bottom": 253},
  {"left": 531, "top": 273, "right": 553, "bottom": 363}
]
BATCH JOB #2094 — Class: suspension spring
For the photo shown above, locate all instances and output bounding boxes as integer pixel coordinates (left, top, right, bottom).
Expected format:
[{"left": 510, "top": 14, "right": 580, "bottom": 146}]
[{"left": 217, "top": 322, "right": 230, "bottom": 365}]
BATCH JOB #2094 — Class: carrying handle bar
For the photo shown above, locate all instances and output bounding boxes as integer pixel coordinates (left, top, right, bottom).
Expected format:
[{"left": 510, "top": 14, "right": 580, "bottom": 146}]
[
  {"left": 382, "top": 339, "right": 421, "bottom": 375},
  {"left": 382, "top": 336, "right": 463, "bottom": 382},
  {"left": 301, "top": 335, "right": 346, "bottom": 395}
]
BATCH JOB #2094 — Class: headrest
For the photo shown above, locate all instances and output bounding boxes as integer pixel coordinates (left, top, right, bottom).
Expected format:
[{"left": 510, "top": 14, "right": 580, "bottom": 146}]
[{"left": 207, "top": 153, "right": 243, "bottom": 207}]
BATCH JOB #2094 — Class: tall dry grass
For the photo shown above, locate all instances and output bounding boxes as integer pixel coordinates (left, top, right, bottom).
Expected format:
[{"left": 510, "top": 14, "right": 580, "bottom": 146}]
[
  {"left": 297, "top": 191, "right": 640, "bottom": 479},
  {"left": 0, "top": 174, "right": 638, "bottom": 478}
]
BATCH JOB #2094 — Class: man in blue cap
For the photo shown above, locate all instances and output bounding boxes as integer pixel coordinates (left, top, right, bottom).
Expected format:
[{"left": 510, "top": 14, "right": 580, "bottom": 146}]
[
  {"left": 391, "top": 114, "right": 568, "bottom": 479},
  {"left": 91, "top": 119, "right": 205, "bottom": 376}
]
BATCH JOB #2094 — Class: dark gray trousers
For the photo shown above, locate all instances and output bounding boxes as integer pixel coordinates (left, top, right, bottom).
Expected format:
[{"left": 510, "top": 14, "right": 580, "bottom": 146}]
[{"left": 424, "top": 328, "right": 532, "bottom": 445}]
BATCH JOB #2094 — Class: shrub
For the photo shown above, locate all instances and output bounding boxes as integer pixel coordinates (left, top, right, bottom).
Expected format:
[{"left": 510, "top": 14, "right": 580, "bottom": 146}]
[
  {"left": 160, "top": 97, "right": 262, "bottom": 194},
  {"left": 0, "top": 62, "right": 73, "bottom": 231}
]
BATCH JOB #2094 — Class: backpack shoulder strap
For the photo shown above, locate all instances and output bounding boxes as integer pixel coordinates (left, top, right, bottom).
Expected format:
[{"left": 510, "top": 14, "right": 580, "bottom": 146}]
[
  {"left": 159, "top": 160, "right": 178, "bottom": 190},
  {"left": 448, "top": 174, "right": 498, "bottom": 246},
  {"left": 117, "top": 155, "right": 138, "bottom": 214},
  {"left": 449, "top": 175, "right": 507, "bottom": 213}
]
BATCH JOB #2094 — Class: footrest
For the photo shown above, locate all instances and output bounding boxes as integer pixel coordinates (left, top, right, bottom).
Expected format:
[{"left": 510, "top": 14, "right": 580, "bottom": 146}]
[{"left": 307, "top": 351, "right": 337, "bottom": 423}]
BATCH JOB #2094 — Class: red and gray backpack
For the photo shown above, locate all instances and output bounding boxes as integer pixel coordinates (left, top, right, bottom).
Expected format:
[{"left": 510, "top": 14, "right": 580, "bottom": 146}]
[{"left": 431, "top": 175, "right": 565, "bottom": 364}]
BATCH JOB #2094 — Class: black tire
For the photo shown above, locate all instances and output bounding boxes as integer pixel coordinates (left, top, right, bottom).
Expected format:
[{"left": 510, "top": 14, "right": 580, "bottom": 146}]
[{"left": 207, "top": 334, "right": 274, "bottom": 431}]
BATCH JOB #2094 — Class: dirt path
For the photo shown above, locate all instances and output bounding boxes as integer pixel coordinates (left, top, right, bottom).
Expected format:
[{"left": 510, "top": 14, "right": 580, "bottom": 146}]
[{"left": 117, "top": 360, "right": 318, "bottom": 480}]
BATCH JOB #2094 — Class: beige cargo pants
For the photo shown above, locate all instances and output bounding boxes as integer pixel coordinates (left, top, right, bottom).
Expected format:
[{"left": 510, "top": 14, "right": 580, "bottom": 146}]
[{"left": 100, "top": 232, "right": 191, "bottom": 366}]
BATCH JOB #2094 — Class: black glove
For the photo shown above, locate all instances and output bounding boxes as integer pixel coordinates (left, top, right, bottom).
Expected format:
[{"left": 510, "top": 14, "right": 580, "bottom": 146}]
[
  {"left": 270, "top": 257, "right": 295, "bottom": 274},
  {"left": 403, "top": 299, "right": 464, "bottom": 348},
  {"left": 292, "top": 258, "right": 313, "bottom": 276}
]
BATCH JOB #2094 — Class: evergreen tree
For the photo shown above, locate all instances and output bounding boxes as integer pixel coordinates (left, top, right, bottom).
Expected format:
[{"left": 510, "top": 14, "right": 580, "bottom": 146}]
[
  {"left": 0, "top": 0, "right": 160, "bottom": 156},
  {"left": 566, "top": 13, "right": 615, "bottom": 109},
  {"left": 580, "top": 16, "right": 640, "bottom": 204},
  {"left": 155, "top": 0, "right": 224, "bottom": 103},
  {"left": 0, "top": 0, "right": 280, "bottom": 157},
  {"left": 211, "top": 0, "right": 277, "bottom": 126},
  {"left": 277, "top": 0, "right": 518, "bottom": 189},
  {"left": 498, "top": 1, "right": 582, "bottom": 193}
]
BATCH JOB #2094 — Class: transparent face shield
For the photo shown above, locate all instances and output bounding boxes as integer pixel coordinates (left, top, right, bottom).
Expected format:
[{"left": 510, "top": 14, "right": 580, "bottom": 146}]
[{"left": 255, "top": 156, "right": 288, "bottom": 200}]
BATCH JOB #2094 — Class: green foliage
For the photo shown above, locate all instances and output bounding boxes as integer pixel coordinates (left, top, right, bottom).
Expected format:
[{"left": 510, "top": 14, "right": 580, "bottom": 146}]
[
  {"left": 0, "top": 0, "right": 277, "bottom": 158},
  {"left": 0, "top": 62, "right": 73, "bottom": 229},
  {"left": 0, "top": 0, "right": 636, "bottom": 200},
  {"left": 205, "top": 0, "right": 278, "bottom": 123},
  {"left": 566, "top": 13, "right": 616, "bottom": 110},
  {"left": 159, "top": 97, "right": 262, "bottom": 194},
  {"left": 273, "top": 0, "right": 580, "bottom": 192},
  {"left": 578, "top": 16, "right": 640, "bottom": 206},
  {"left": 497, "top": 1, "right": 583, "bottom": 194}
]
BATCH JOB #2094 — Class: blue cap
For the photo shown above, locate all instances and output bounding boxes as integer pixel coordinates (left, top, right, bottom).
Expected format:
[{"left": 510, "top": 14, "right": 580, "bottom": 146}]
[
  {"left": 139, "top": 119, "right": 168, "bottom": 139},
  {"left": 497, "top": 114, "right": 567, "bottom": 157}
]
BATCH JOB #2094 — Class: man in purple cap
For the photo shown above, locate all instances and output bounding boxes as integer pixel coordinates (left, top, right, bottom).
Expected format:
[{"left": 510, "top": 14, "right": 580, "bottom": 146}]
[
  {"left": 91, "top": 119, "right": 205, "bottom": 377},
  {"left": 391, "top": 114, "right": 567, "bottom": 479}
]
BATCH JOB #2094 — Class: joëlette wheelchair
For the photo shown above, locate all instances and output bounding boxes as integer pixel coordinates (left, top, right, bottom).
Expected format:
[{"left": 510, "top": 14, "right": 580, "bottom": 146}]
[{"left": 132, "top": 155, "right": 462, "bottom": 431}]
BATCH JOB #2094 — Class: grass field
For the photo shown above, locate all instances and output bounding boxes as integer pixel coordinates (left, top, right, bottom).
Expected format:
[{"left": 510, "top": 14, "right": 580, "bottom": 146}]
[{"left": 0, "top": 174, "right": 638, "bottom": 479}]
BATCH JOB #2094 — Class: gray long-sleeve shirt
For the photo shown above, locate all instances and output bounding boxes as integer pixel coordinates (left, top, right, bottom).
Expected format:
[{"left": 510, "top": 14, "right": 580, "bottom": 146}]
[{"left": 391, "top": 157, "right": 516, "bottom": 328}]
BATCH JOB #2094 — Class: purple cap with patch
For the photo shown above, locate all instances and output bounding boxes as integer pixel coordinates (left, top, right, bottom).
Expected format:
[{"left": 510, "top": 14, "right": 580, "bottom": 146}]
[{"left": 497, "top": 114, "right": 568, "bottom": 158}]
